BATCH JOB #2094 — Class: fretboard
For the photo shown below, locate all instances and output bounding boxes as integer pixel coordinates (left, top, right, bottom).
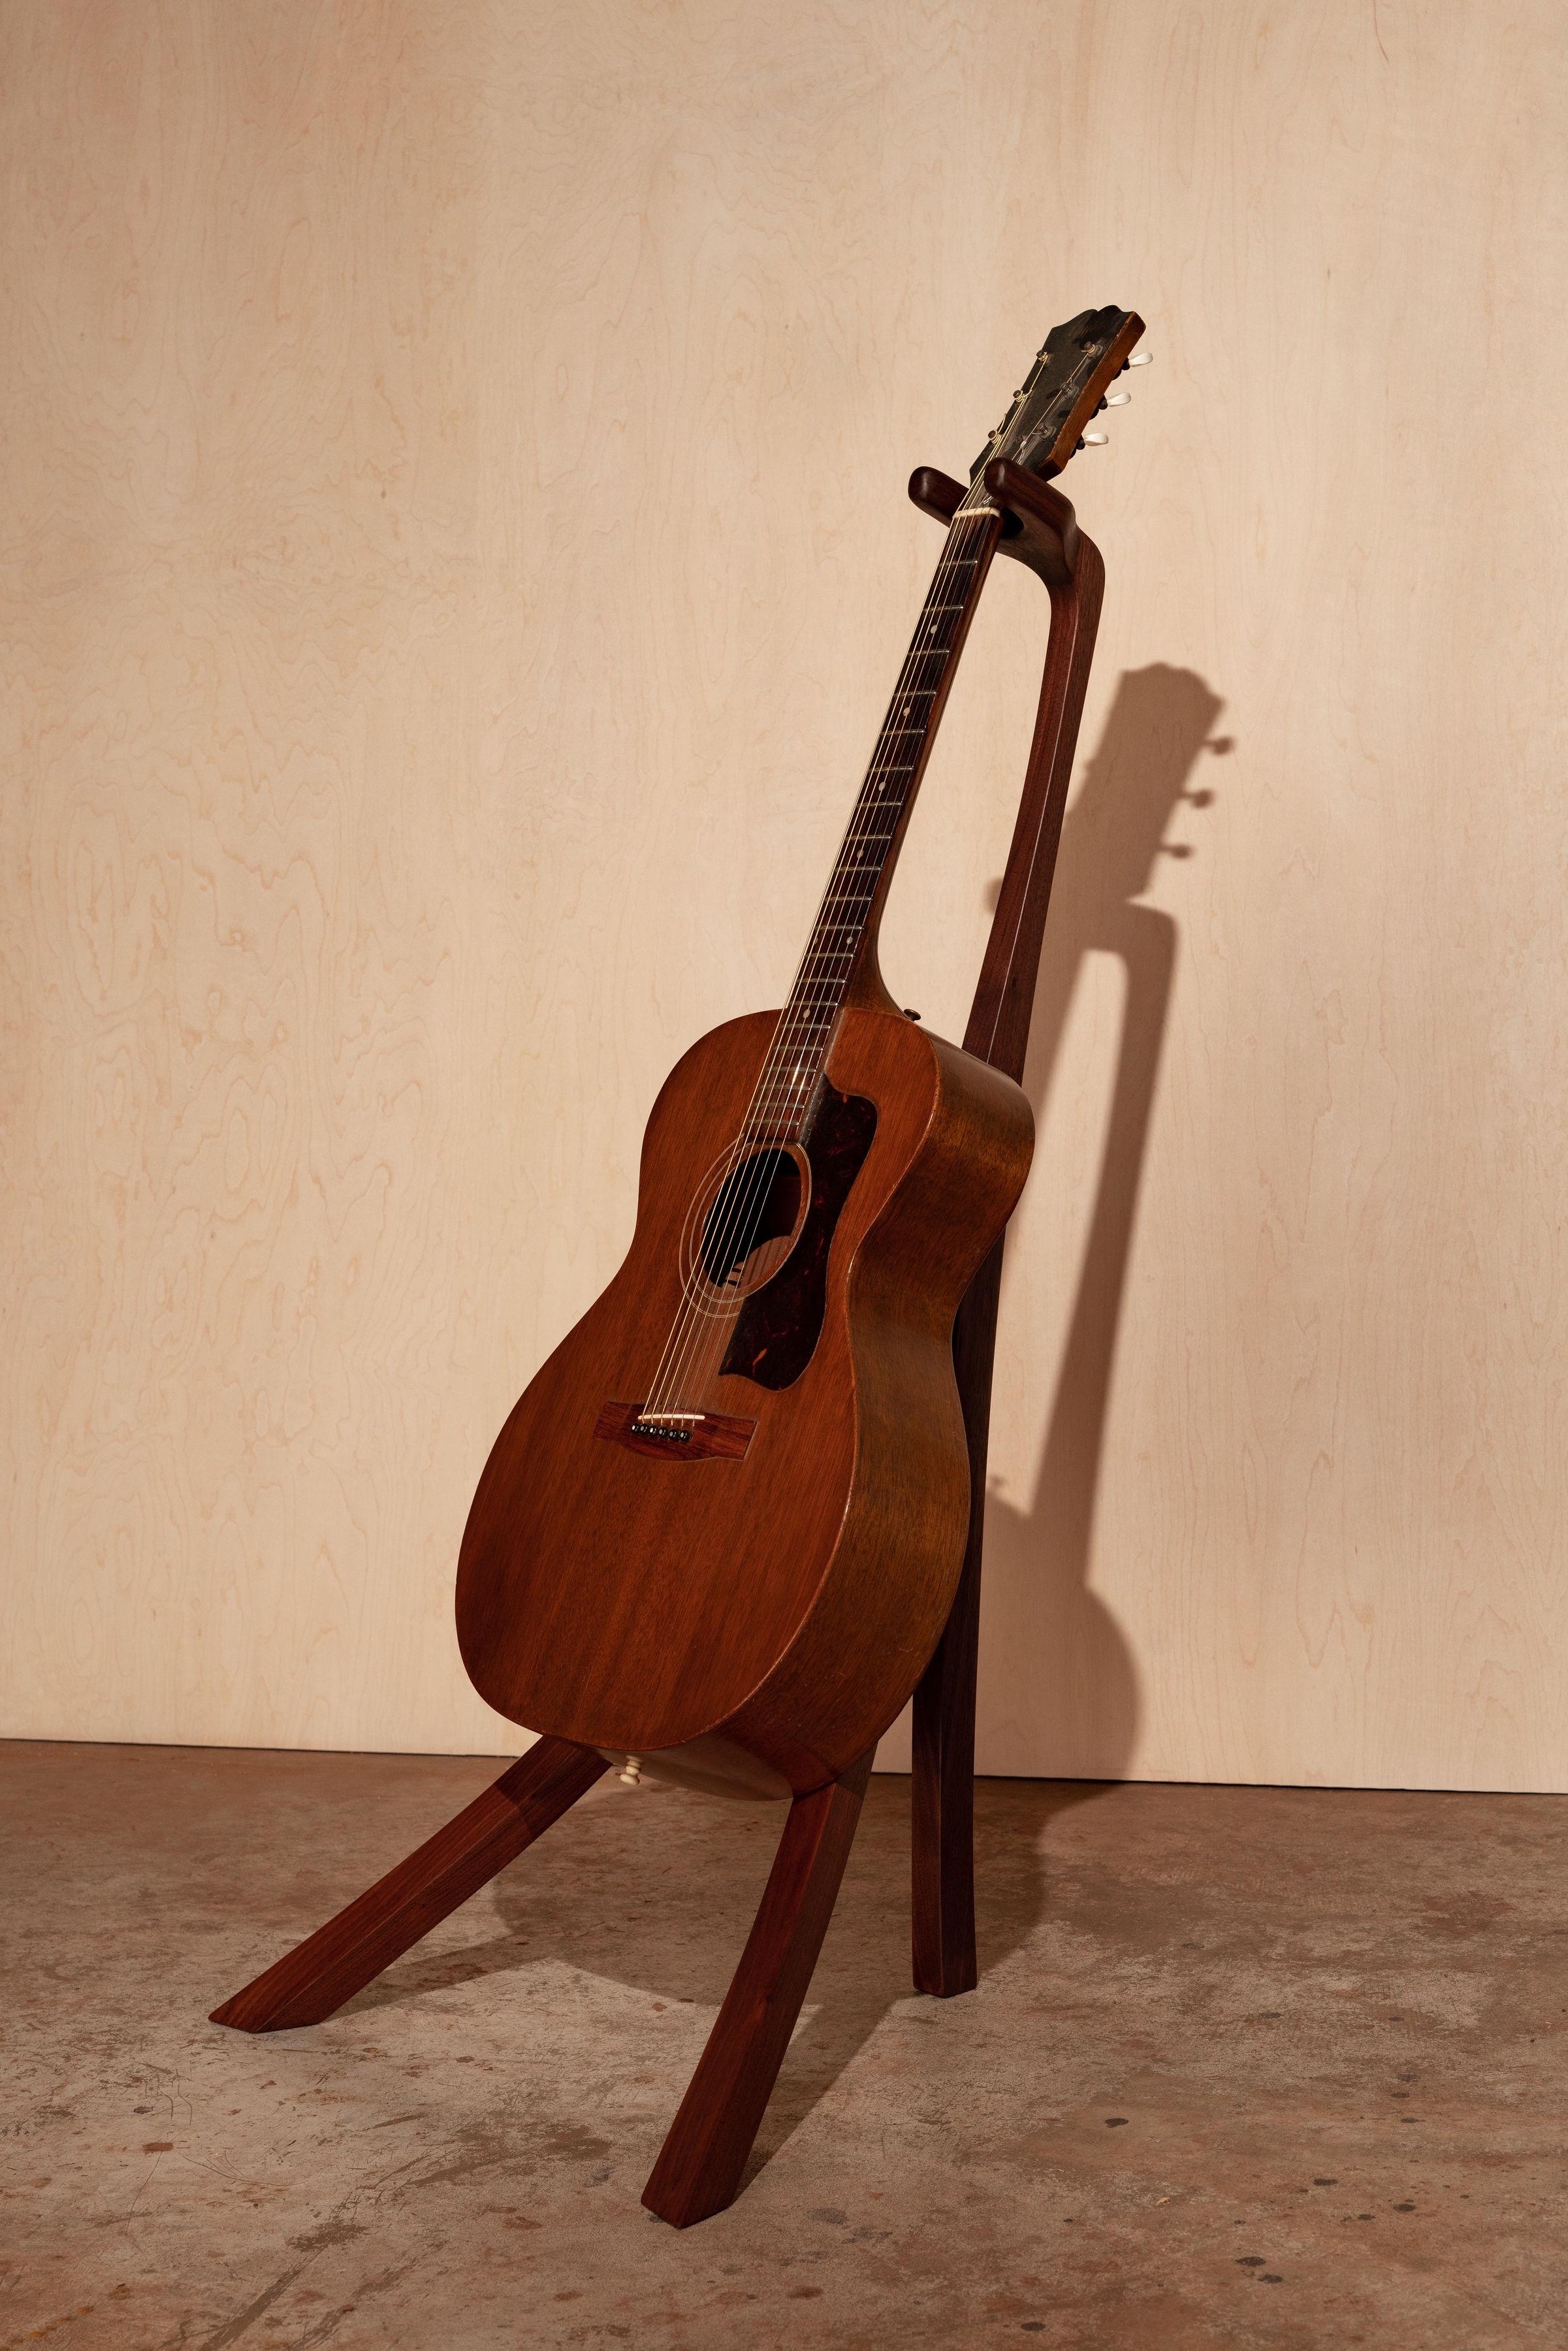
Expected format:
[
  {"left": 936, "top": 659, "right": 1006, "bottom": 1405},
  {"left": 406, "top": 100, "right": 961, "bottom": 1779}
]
[{"left": 747, "top": 498, "right": 1002, "bottom": 1142}]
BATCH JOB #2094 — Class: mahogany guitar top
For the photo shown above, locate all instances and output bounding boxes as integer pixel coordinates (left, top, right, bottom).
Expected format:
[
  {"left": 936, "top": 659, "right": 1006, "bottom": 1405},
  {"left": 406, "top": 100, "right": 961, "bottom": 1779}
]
[{"left": 455, "top": 1004, "right": 1032, "bottom": 1792}]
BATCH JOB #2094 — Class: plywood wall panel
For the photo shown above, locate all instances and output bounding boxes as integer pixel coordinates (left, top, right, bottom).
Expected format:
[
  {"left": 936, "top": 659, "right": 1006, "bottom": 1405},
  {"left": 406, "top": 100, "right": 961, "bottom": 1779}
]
[{"left": 3, "top": 0, "right": 1566, "bottom": 1786}]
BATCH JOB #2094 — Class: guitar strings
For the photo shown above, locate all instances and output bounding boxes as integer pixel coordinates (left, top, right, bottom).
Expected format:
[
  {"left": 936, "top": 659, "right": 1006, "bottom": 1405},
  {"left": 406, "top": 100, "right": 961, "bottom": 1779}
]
[
  {"left": 639, "top": 498, "right": 997, "bottom": 1418},
  {"left": 641, "top": 495, "right": 996, "bottom": 1422},
  {"left": 639, "top": 484, "right": 999, "bottom": 1423},
  {"left": 656, "top": 491, "right": 997, "bottom": 1409},
  {"left": 643, "top": 337, "right": 1119, "bottom": 1419},
  {"left": 641, "top": 490, "right": 998, "bottom": 1421}
]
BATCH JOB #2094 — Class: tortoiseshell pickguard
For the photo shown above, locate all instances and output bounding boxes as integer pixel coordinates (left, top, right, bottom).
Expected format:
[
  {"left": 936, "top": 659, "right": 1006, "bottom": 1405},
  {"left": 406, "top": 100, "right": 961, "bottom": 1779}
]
[{"left": 720, "top": 1082, "right": 878, "bottom": 1390}]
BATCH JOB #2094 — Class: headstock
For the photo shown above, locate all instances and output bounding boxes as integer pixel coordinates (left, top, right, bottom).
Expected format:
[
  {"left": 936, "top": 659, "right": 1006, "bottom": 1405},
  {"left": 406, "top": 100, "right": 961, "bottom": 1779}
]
[{"left": 972, "top": 306, "right": 1148, "bottom": 483}]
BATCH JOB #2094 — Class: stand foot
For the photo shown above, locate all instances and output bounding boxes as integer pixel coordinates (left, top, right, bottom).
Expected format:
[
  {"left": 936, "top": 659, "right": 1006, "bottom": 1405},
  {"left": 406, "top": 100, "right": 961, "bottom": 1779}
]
[
  {"left": 641, "top": 1749, "right": 874, "bottom": 2228},
  {"left": 210, "top": 1736, "right": 607, "bottom": 2032}
]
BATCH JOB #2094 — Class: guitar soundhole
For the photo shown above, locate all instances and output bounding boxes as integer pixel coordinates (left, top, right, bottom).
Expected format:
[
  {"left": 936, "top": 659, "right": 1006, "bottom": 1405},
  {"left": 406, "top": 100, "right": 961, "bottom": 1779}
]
[{"left": 697, "top": 1147, "right": 806, "bottom": 1296}]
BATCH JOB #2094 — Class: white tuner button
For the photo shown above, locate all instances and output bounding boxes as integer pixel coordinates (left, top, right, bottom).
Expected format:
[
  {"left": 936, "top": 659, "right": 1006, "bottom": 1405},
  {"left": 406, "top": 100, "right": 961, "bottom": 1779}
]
[
  {"left": 1106, "top": 390, "right": 1131, "bottom": 406},
  {"left": 1083, "top": 430, "right": 1109, "bottom": 445},
  {"left": 1128, "top": 351, "right": 1153, "bottom": 367}
]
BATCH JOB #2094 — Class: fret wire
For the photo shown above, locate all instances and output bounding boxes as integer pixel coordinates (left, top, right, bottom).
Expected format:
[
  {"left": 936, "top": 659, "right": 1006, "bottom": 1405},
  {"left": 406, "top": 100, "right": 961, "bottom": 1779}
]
[
  {"left": 638, "top": 507, "right": 999, "bottom": 1417},
  {"left": 759, "top": 504, "right": 998, "bottom": 1138}
]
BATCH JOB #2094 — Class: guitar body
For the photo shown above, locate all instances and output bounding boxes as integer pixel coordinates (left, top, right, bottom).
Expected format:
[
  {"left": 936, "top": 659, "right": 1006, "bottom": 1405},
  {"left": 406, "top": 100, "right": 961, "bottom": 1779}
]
[{"left": 455, "top": 1005, "right": 1032, "bottom": 1799}]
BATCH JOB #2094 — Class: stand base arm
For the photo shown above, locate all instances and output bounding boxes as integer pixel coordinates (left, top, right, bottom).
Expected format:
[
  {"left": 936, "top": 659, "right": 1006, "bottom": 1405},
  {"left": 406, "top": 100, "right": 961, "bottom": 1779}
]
[
  {"left": 210, "top": 1736, "right": 607, "bottom": 2033},
  {"left": 641, "top": 1749, "right": 874, "bottom": 2228}
]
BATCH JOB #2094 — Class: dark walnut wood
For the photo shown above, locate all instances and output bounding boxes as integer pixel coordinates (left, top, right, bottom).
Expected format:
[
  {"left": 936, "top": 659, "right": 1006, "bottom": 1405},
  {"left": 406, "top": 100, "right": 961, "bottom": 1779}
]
[
  {"left": 910, "top": 1239, "right": 1002, "bottom": 1997},
  {"left": 641, "top": 1749, "right": 875, "bottom": 2227},
  {"left": 910, "top": 461, "right": 1081, "bottom": 587},
  {"left": 210, "top": 1737, "right": 608, "bottom": 2032},
  {"left": 455, "top": 1005, "right": 1033, "bottom": 1799},
  {"left": 967, "top": 497, "right": 1104, "bottom": 1081},
  {"left": 908, "top": 462, "right": 1107, "bottom": 1998}
]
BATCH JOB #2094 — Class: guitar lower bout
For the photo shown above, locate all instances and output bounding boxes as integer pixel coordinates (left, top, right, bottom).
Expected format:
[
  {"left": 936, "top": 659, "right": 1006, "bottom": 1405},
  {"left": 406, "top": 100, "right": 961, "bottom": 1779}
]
[{"left": 455, "top": 1002, "right": 1033, "bottom": 1782}]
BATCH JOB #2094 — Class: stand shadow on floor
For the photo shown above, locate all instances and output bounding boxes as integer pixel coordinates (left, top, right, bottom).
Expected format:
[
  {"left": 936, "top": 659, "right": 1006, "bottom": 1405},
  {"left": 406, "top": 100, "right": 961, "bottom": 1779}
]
[{"left": 340, "top": 665, "right": 1228, "bottom": 2186}]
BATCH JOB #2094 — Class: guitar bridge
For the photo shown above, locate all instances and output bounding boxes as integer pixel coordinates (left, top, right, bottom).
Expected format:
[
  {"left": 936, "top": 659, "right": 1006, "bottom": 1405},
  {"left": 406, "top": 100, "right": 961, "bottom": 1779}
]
[{"left": 596, "top": 1400, "right": 756, "bottom": 1462}]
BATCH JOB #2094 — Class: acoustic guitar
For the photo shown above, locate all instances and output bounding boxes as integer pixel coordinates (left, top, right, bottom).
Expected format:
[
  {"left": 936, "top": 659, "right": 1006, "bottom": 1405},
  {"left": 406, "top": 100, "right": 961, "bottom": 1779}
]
[{"left": 455, "top": 306, "right": 1145, "bottom": 1803}]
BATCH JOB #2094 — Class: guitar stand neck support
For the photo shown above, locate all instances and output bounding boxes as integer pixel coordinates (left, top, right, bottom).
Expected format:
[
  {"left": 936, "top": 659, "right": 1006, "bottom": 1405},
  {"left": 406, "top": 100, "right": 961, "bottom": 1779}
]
[
  {"left": 910, "top": 459, "right": 1081, "bottom": 587},
  {"left": 908, "top": 455, "right": 1106, "bottom": 1993},
  {"left": 207, "top": 454, "right": 1110, "bottom": 2222}
]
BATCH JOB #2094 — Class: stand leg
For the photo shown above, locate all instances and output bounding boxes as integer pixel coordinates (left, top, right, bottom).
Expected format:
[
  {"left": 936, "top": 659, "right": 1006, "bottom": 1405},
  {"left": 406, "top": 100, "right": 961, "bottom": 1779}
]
[
  {"left": 210, "top": 1736, "right": 608, "bottom": 2033},
  {"left": 909, "top": 513, "right": 1106, "bottom": 2000},
  {"left": 911, "top": 1239, "right": 1004, "bottom": 1996},
  {"left": 641, "top": 1749, "right": 874, "bottom": 2228}
]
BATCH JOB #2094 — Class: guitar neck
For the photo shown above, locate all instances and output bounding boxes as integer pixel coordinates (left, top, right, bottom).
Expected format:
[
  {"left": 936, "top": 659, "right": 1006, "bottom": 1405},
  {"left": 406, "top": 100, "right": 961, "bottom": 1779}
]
[{"left": 749, "top": 495, "right": 1004, "bottom": 1143}]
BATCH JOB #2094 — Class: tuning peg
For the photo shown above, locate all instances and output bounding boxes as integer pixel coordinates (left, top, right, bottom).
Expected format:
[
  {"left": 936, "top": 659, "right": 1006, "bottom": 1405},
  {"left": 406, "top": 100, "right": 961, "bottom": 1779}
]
[
  {"left": 1082, "top": 430, "right": 1109, "bottom": 446},
  {"left": 1106, "top": 390, "right": 1131, "bottom": 406},
  {"left": 1128, "top": 351, "right": 1153, "bottom": 367}
]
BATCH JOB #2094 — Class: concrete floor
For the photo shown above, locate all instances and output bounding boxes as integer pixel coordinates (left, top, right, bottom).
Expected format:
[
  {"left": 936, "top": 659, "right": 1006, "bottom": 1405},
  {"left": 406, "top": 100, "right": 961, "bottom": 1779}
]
[{"left": 4, "top": 1747, "right": 1567, "bottom": 2351}]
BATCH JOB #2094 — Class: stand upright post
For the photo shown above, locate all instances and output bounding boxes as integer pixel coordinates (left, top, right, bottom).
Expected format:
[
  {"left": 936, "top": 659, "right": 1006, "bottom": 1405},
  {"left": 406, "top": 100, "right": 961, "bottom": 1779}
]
[{"left": 906, "top": 460, "right": 1106, "bottom": 1996}]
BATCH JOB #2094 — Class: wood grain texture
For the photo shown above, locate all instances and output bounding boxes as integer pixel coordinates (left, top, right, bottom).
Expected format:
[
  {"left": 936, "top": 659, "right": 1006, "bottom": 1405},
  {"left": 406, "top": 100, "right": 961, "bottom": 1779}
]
[
  {"left": 210, "top": 1735, "right": 608, "bottom": 2031},
  {"left": 3, "top": 0, "right": 1567, "bottom": 1791},
  {"left": 912, "top": 500, "right": 1104, "bottom": 1992},
  {"left": 641, "top": 1748, "right": 876, "bottom": 2228},
  {"left": 454, "top": 1004, "right": 1031, "bottom": 1791}
]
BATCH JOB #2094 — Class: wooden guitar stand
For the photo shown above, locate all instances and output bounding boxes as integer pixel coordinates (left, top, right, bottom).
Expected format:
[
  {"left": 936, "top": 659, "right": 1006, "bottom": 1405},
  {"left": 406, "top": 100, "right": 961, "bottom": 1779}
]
[{"left": 210, "top": 457, "right": 1104, "bottom": 2227}]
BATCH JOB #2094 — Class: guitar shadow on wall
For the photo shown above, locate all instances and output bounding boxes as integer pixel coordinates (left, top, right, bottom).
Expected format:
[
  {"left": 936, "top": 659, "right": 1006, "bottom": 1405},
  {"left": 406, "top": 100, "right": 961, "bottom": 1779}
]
[{"left": 979, "top": 662, "right": 1228, "bottom": 1785}]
